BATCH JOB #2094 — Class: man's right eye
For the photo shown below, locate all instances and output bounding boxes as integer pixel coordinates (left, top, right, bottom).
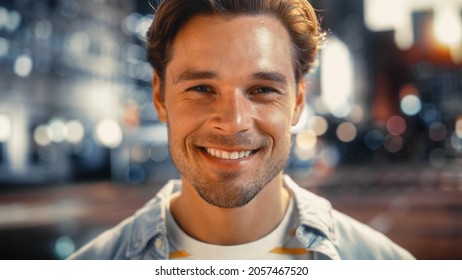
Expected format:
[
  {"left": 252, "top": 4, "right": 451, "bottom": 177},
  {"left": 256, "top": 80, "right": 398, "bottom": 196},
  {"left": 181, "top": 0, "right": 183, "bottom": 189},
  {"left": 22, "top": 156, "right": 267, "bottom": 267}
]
[{"left": 187, "top": 85, "right": 212, "bottom": 93}]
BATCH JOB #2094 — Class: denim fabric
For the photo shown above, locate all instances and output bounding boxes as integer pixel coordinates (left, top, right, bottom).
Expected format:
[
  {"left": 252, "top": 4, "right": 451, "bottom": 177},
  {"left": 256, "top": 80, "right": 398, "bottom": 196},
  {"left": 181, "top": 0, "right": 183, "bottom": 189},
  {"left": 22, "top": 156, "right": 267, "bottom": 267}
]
[{"left": 68, "top": 175, "right": 414, "bottom": 260}]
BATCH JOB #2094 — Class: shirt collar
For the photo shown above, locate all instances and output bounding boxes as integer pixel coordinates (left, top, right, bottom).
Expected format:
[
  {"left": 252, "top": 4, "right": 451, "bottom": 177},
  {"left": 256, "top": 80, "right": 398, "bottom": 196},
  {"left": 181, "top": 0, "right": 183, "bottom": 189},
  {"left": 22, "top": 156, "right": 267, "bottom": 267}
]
[
  {"left": 283, "top": 175, "right": 338, "bottom": 244},
  {"left": 125, "top": 180, "right": 182, "bottom": 259},
  {"left": 125, "top": 176, "right": 338, "bottom": 259}
]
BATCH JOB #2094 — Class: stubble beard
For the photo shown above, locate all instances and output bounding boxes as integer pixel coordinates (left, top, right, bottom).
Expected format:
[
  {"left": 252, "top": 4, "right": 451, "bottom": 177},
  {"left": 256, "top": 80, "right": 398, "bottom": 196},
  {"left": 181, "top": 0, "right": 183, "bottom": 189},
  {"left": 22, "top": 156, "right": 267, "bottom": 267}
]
[{"left": 168, "top": 130, "right": 291, "bottom": 209}]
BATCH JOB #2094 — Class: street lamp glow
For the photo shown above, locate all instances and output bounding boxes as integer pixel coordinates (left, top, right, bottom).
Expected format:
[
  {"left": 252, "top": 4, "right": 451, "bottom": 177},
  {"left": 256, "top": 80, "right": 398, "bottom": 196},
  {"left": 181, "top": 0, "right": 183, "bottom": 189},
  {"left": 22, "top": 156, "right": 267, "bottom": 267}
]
[{"left": 433, "top": 9, "right": 462, "bottom": 46}]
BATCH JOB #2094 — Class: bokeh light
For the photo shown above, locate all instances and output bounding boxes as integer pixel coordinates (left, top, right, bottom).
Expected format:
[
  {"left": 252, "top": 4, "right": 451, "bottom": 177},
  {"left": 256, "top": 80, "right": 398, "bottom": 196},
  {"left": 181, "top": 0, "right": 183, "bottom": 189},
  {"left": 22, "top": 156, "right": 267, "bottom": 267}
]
[
  {"left": 33, "top": 125, "right": 51, "bottom": 146},
  {"left": 294, "top": 129, "right": 318, "bottom": 161},
  {"left": 65, "top": 120, "right": 85, "bottom": 144},
  {"left": 125, "top": 164, "right": 146, "bottom": 185},
  {"left": 364, "top": 129, "right": 384, "bottom": 150},
  {"left": 95, "top": 119, "right": 123, "bottom": 149},
  {"left": 131, "top": 143, "right": 150, "bottom": 163},
  {"left": 296, "top": 129, "right": 318, "bottom": 151},
  {"left": 48, "top": 119, "right": 68, "bottom": 143},
  {"left": 321, "top": 36, "right": 354, "bottom": 118},
  {"left": 428, "top": 122, "right": 446, "bottom": 142},
  {"left": 121, "top": 13, "right": 142, "bottom": 35},
  {"left": 0, "top": 7, "right": 8, "bottom": 27},
  {"left": 307, "top": 116, "right": 328, "bottom": 136},
  {"left": 54, "top": 236, "right": 75, "bottom": 260},
  {"left": 348, "top": 104, "right": 365, "bottom": 124},
  {"left": 433, "top": 8, "right": 462, "bottom": 46},
  {"left": 34, "top": 20, "right": 53, "bottom": 40},
  {"left": 421, "top": 105, "right": 442, "bottom": 127},
  {"left": 384, "top": 135, "right": 404, "bottom": 153},
  {"left": 386, "top": 115, "right": 406, "bottom": 136},
  {"left": 150, "top": 144, "right": 169, "bottom": 163},
  {"left": 400, "top": 95, "right": 422, "bottom": 116},
  {"left": 336, "top": 122, "right": 357, "bottom": 143},
  {"left": 4, "top": 9, "right": 21, "bottom": 32},
  {"left": 14, "top": 55, "right": 33, "bottom": 77},
  {"left": 66, "top": 31, "right": 90, "bottom": 53}
]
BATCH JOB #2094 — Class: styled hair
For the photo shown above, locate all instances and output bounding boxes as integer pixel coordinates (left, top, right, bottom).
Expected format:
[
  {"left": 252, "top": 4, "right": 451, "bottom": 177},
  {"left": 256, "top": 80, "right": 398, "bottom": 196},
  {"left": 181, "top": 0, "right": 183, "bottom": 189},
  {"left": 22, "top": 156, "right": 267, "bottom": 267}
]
[{"left": 146, "top": 0, "right": 323, "bottom": 86}]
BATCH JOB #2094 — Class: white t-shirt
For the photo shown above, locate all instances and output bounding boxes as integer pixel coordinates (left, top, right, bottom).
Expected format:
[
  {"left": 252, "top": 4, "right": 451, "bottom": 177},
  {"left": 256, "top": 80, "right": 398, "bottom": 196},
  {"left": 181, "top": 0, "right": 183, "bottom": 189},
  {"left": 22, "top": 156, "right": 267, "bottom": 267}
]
[{"left": 165, "top": 193, "right": 312, "bottom": 260}]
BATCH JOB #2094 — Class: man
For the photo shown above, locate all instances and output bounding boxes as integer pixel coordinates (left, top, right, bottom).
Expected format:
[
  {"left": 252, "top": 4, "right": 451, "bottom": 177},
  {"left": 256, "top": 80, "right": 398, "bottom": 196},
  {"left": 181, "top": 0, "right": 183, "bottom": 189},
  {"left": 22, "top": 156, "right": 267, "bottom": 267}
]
[{"left": 69, "top": 0, "right": 414, "bottom": 259}]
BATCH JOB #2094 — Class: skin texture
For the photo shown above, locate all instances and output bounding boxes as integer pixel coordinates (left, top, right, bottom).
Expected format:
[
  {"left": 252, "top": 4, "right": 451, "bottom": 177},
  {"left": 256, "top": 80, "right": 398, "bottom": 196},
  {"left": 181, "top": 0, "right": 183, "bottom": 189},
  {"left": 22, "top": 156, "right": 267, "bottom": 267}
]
[{"left": 153, "top": 14, "right": 306, "bottom": 245}]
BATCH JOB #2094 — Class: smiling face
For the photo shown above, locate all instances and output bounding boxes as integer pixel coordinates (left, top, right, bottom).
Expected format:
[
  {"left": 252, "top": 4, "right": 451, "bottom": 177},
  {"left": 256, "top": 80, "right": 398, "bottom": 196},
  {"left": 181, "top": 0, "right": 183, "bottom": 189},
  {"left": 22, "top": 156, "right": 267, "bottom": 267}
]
[{"left": 154, "top": 14, "right": 305, "bottom": 208}]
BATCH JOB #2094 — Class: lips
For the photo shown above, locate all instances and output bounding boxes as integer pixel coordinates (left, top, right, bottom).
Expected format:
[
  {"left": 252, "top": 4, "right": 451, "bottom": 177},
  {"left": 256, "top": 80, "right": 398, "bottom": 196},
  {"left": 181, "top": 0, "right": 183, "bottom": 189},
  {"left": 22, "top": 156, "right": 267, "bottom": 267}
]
[{"left": 205, "top": 147, "right": 254, "bottom": 160}]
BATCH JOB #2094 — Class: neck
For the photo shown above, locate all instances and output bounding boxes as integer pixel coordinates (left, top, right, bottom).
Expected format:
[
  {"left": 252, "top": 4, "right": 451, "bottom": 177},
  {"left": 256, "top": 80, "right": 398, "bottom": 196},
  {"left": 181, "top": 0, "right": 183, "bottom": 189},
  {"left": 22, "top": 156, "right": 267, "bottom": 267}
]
[{"left": 170, "top": 173, "right": 290, "bottom": 245}]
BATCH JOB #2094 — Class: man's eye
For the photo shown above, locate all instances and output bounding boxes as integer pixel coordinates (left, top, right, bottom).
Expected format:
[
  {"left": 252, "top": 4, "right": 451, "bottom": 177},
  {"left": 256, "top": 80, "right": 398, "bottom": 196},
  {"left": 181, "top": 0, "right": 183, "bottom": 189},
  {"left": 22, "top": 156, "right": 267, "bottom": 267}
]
[
  {"left": 188, "top": 85, "right": 212, "bottom": 93},
  {"left": 253, "top": 87, "right": 278, "bottom": 95}
]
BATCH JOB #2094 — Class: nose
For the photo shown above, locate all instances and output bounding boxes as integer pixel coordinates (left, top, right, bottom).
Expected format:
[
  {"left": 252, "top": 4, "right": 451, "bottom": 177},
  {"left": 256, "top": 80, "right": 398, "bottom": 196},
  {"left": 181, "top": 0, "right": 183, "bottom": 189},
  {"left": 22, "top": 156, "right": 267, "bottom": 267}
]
[{"left": 210, "top": 91, "right": 253, "bottom": 135}]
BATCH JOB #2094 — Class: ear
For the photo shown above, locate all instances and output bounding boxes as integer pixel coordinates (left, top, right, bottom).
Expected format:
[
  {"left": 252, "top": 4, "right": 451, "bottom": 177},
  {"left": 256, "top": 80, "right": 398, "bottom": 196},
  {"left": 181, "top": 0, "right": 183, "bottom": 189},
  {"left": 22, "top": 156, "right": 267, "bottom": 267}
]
[
  {"left": 291, "top": 79, "right": 306, "bottom": 126},
  {"left": 153, "top": 72, "right": 168, "bottom": 123}
]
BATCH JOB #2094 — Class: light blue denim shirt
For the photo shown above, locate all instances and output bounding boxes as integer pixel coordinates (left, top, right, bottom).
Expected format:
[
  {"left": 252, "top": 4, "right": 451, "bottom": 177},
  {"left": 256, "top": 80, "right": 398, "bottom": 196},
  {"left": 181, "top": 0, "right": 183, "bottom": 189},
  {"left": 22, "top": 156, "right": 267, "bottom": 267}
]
[{"left": 68, "top": 175, "right": 415, "bottom": 260}]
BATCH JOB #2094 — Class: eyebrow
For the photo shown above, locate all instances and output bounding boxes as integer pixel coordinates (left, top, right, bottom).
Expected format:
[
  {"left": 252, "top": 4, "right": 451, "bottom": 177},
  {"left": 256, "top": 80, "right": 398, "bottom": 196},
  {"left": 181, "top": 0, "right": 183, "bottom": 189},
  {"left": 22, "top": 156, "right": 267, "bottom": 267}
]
[
  {"left": 251, "top": 71, "right": 288, "bottom": 85},
  {"left": 174, "top": 69, "right": 218, "bottom": 84},
  {"left": 174, "top": 69, "right": 289, "bottom": 85}
]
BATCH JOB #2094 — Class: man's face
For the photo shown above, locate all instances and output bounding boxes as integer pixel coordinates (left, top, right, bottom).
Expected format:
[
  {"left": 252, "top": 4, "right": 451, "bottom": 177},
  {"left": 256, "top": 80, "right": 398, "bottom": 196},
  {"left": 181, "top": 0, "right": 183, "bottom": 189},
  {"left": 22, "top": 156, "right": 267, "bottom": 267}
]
[{"left": 154, "top": 14, "right": 305, "bottom": 208}]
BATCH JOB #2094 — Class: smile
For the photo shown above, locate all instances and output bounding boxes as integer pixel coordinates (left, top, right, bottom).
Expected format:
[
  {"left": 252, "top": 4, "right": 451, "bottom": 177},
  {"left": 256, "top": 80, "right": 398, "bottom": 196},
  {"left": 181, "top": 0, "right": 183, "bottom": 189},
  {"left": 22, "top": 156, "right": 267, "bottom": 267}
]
[{"left": 205, "top": 148, "right": 254, "bottom": 160}]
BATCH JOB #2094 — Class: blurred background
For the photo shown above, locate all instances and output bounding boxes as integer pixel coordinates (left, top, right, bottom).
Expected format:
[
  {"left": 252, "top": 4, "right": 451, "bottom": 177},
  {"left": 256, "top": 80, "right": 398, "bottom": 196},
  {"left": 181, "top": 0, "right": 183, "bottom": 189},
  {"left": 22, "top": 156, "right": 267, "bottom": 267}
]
[{"left": 0, "top": 0, "right": 461, "bottom": 260}]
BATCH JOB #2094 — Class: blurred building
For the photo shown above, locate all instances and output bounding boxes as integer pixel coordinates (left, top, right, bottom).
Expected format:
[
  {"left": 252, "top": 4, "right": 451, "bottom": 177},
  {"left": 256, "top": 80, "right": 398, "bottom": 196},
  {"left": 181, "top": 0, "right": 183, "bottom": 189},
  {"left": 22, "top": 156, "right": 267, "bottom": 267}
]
[
  {"left": 0, "top": 0, "right": 178, "bottom": 188},
  {"left": 288, "top": 0, "right": 462, "bottom": 172},
  {"left": 0, "top": 0, "right": 461, "bottom": 259}
]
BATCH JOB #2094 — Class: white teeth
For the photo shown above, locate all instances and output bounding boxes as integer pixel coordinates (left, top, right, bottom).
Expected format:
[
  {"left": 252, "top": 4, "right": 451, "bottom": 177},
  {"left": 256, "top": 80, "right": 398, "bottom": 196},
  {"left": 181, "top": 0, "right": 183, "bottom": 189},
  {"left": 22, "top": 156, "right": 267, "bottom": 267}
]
[
  {"left": 206, "top": 148, "right": 253, "bottom": 160},
  {"left": 222, "top": 151, "right": 230, "bottom": 159}
]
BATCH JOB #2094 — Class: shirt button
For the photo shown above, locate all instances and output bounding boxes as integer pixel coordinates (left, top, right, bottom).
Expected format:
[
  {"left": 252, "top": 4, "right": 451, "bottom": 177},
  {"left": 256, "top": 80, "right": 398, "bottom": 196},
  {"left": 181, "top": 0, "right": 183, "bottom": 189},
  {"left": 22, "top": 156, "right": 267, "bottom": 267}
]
[
  {"left": 154, "top": 238, "right": 164, "bottom": 250},
  {"left": 133, "top": 241, "right": 141, "bottom": 249}
]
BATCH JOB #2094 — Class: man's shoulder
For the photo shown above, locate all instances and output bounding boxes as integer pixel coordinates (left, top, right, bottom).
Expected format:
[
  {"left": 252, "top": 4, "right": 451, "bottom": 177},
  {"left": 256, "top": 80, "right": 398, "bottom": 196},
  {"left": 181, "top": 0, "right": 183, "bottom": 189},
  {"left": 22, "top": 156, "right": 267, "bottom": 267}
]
[
  {"left": 284, "top": 175, "right": 414, "bottom": 259},
  {"left": 67, "top": 215, "right": 136, "bottom": 260},
  {"left": 68, "top": 181, "right": 179, "bottom": 260},
  {"left": 331, "top": 210, "right": 414, "bottom": 259}
]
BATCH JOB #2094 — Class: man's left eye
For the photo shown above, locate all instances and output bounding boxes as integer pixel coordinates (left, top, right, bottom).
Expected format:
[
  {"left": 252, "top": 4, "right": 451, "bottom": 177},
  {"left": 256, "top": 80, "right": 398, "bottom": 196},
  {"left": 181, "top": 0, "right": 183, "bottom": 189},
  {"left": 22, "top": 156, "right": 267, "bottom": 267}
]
[{"left": 253, "top": 87, "right": 278, "bottom": 94}]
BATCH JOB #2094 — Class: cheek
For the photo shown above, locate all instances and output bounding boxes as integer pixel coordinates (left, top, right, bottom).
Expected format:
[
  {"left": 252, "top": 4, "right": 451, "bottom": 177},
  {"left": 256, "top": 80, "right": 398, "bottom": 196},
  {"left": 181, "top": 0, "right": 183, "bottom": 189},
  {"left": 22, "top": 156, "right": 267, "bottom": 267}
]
[
  {"left": 258, "top": 106, "right": 293, "bottom": 141},
  {"left": 165, "top": 103, "right": 208, "bottom": 145},
  {"left": 167, "top": 114, "right": 195, "bottom": 142}
]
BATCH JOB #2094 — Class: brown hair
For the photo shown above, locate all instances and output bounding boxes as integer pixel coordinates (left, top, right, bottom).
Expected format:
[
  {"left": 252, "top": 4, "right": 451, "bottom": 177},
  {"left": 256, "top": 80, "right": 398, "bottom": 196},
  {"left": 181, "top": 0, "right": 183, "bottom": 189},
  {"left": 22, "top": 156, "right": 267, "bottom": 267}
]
[{"left": 146, "top": 0, "right": 323, "bottom": 87}]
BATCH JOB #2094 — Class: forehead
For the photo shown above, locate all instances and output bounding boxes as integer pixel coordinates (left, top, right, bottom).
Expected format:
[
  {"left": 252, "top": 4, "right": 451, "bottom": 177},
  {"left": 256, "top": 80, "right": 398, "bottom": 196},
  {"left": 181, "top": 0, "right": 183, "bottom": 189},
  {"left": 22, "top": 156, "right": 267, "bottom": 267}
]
[{"left": 167, "top": 14, "right": 295, "bottom": 82}]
